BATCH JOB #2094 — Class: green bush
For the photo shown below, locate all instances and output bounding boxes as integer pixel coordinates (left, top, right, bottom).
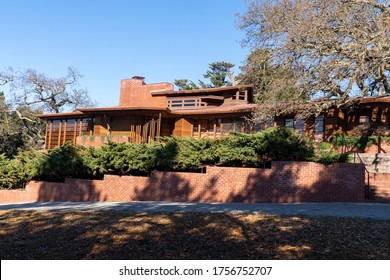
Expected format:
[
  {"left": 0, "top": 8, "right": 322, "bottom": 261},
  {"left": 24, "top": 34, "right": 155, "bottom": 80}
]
[
  {"left": 0, "top": 127, "right": 353, "bottom": 189},
  {"left": 35, "top": 143, "right": 92, "bottom": 181},
  {"left": 0, "top": 150, "right": 44, "bottom": 189},
  {"left": 330, "top": 132, "right": 377, "bottom": 151},
  {"left": 156, "top": 137, "right": 216, "bottom": 170},
  {"left": 82, "top": 141, "right": 158, "bottom": 176}
]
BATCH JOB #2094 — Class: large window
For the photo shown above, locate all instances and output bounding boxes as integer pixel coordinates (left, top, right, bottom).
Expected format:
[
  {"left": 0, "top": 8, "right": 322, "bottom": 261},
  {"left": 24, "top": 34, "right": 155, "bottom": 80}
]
[
  {"left": 296, "top": 118, "right": 304, "bottom": 135},
  {"left": 314, "top": 117, "right": 324, "bottom": 142},
  {"left": 285, "top": 118, "right": 294, "bottom": 129}
]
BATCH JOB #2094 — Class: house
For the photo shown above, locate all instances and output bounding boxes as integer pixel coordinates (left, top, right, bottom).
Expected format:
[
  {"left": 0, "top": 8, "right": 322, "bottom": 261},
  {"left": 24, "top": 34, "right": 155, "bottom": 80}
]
[
  {"left": 37, "top": 76, "right": 256, "bottom": 149},
  {"left": 37, "top": 76, "right": 390, "bottom": 150}
]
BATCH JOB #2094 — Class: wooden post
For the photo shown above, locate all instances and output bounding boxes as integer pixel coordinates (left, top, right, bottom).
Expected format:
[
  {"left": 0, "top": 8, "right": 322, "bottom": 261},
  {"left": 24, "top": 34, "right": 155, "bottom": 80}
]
[
  {"left": 156, "top": 113, "right": 161, "bottom": 142},
  {"left": 57, "top": 120, "right": 62, "bottom": 146},
  {"left": 79, "top": 119, "right": 83, "bottom": 136},
  {"left": 198, "top": 123, "right": 201, "bottom": 139},
  {"left": 44, "top": 121, "right": 48, "bottom": 149},
  {"left": 73, "top": 120, "right": 77, "bottom": 145},
  {"left": 213, "top": 120, "right": 217, "bottom": 138},
  {"left": 48, "top": 120, "right": 53, "bottom": 149},
  {"left": 63, "top": 120, "right": 68, "bottom": 145},
  {"left": 130, "top": 124, "right": 134, "bottom": 143}
]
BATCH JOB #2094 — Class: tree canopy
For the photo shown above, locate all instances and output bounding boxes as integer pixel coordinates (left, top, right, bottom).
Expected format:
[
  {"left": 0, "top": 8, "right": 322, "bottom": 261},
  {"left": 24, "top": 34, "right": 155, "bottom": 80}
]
[
  {"left": 0, "top": 67, "right": 95, "bottom": 154},
  {"left": 174, "top": 61, "right": 235, "bottom": 90},
  {"left": 238, "top": 0, "right": 390, "bottom": 118}
]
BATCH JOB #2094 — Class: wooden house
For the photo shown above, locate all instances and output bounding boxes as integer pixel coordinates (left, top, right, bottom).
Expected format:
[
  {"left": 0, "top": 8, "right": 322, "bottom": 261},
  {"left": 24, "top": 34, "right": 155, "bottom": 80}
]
[{"left": 37, "top": 76, "right": 390, "bottom": 149}]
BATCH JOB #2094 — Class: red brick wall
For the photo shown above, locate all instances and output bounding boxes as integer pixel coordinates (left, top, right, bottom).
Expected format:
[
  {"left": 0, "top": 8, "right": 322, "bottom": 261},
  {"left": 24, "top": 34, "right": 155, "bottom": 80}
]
[
  {"left": 0, "top": 162, "right": 366, "bottom": 204},
  {"left": 119, "top": 78, "right": 173, "bottom": 107},
  {"left": 368, "top": 173, "right": 390, "bottom": 202}
]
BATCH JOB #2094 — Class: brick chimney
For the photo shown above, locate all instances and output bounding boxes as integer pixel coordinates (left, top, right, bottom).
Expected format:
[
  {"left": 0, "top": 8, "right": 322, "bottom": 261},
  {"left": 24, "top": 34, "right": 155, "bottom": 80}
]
[{"left": 119, "top": 76, "right": 174, "bottom": 107}]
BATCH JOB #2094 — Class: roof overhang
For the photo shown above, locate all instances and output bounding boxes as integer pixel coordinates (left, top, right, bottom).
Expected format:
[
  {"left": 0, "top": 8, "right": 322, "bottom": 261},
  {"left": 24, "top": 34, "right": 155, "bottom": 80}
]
[
  {"left": 35, "top": 111, "right": 86, "bottom": 120},
  {"left": 36, "top": 107, "right": 171, "bottom": 120}
]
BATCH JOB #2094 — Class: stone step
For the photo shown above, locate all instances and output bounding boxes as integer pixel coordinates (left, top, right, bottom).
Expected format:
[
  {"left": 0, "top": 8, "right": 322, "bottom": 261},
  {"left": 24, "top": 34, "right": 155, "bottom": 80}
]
[
  {"left": 357, "top": 158, "right": 390, "bottom": 164},
  {"left": 366, "top": 167, "right": 390, "bottom": 173},
  {"left": 356, "top": 154, "right": 390, "bottom": 161}
]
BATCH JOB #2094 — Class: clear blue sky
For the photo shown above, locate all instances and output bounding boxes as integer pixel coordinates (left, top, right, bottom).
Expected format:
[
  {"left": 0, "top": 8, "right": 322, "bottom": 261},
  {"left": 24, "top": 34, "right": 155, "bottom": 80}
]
[{"left": 1, "top": 0, "right": 250, "bottom": 107}]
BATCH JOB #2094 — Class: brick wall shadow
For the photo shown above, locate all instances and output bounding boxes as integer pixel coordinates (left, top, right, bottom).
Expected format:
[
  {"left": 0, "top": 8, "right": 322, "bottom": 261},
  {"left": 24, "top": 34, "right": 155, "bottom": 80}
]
[
  {"left": 37, "top": 179, "right": 106, "bottom": 202},
  {"left": 227, "top": 162, "right": 365, "bottom": 203}
]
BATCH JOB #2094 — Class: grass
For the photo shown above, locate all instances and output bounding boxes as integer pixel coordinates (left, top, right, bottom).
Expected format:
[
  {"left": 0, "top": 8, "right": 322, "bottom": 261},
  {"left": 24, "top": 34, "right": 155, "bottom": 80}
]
[{"left": 0, "top": 210, "right": 389, "bottom": 259}]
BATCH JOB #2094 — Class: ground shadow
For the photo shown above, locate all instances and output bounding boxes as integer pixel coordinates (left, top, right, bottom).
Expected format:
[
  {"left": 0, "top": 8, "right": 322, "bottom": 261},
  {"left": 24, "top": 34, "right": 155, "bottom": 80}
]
[{"left": 0, "top": 210, "right": 388, "bottom": 260}]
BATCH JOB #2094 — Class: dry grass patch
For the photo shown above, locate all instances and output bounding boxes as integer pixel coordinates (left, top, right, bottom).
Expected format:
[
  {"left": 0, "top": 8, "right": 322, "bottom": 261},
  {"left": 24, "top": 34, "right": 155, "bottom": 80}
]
[{"left": 0, "top": 210, "right": 389, "bottom": 259}]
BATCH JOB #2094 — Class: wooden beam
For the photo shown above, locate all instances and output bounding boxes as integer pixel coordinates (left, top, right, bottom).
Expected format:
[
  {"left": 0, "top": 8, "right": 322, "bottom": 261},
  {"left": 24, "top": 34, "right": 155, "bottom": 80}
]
[
  {"left": 130, "top": 124, "right": 135, "bottom": 143},
  {"left": 44, "top": 121, "right": 48, "bottom": 149},
  {"left": 57, "top": 120, "right": 62, "bottom": 147},
  {"left": 47, "top": 120, "right": 53, "bottom": 149},
  {"left": 63, "top": 120, "right": 68, "bottom": 145},
  {"left": 73, "top": 120, "right": 77, "bottom": 145},
  {"left": 156, "top": 113, "right": 161, "bottom": 142},
  {"left": 79, "top": 119, "right": 83, "bottom": 136}
]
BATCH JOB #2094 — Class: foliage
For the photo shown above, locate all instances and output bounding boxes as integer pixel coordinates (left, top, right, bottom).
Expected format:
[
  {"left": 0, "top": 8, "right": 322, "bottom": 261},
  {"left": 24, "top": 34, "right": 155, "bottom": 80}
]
[
  {"left": 203, "top": 61, "right": 235, "bottom": 88},
  {"left": 313, "top": 142, "right": 350, "bottom": 164},
  {"left": 1, "top": 128, "right": 353, "bottom": 189},
  {"left": 156, "top": 137, "right": 216, "bottom": 170},
  {"left": 83, "top": 142, "right": 158, "bottom": 176},
  {"left": 0, "top": 150, "right": 44, "bottom": 189},
  {"left": 0, "top": 67, "right": 95, "bottom": 155},
  {"left": 238, "top": 49, "right": 303, "bottom": 103},
  {"left": 238, "top": 0, "right": 390, "bottom": 117},
  {"left": 173, "top": 79, "right": 200, "bottom": 90},
  {"left": 35, "top": 144, "right": 91, "bottom": 182},
  {"left": 174, "top": 61, "right": 236, "bottom": 89},
  {"left": 330, "top": 132, "right": 377, "bottom": 151}
]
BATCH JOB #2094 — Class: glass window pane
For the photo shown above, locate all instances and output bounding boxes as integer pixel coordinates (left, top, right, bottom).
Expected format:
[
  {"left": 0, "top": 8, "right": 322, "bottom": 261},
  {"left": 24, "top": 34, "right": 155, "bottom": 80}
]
[
  {"left": 296, "top": 119, "right": 304, "bottom": 135},
  {"left": 285, "top": 118, "right": 294, "bottom": 129},
  {"left": 235, "top": 120, "right": 242, "bottom": 132}
]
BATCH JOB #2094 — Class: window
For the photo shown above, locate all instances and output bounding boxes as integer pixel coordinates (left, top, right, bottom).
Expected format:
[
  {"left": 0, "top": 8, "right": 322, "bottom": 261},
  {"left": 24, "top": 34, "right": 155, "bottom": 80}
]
[
  {"left": 253, "top": 122, "right": 263, "bottom": 133},
  {"left": 296, "top": 119, "right": 304, "bottom": 135},
  {"left": 232, "top": 91, "right": 247, "bottom": 101},
  {"left": 184, "top": 100, "right": 196, "bottom": 107},
  {"left": 244, "top": 121, "right": 251, "bottom": 134},
  {"left": 285, "top": 118, "right": 294, "bottom": 129},
  {"left": 314, "top": 117, "right": 324, "bottom": 142},
  {"left": 222, "top": 119, "right": 235, "bottom": 135},
  {"left": 208, "top": 120, "right": 215, "bottom": 133},
  {"left": 216, "top": 119, "right": 221, "bottom": 134},
  {"left": 167, "top": 98, "right": 205, "bottom": 109},
  {"left": 359, "top": 116, "right": 370, "bottom": 124},
  {"left": 235, "top": 120, "right": 243, "bottom": 132}
]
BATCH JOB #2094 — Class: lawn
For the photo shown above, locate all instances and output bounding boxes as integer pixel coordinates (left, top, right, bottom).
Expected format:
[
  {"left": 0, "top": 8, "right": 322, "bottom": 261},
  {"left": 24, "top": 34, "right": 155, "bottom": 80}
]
[{"left": 0, "top": 210, "right": 389, "bottom": 259}]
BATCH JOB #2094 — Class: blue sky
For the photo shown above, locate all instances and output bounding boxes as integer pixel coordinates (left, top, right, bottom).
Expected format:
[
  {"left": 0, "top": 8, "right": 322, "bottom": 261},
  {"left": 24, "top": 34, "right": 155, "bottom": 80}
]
[{"left": 1, "top": 0, "right": 250, "bottom": 107}]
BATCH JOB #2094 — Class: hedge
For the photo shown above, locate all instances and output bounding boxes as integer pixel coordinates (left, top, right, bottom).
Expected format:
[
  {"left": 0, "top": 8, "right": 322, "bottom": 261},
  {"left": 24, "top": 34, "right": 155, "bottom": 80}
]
[{"left": 0, "top": 127, "right": 349, "bottom": 189}]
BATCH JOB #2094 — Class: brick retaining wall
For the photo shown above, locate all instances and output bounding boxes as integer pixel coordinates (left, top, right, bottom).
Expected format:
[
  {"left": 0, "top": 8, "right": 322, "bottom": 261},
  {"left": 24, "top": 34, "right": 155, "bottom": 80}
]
[{"left": 0, "top": 161, "right": 365, "bottom": 204}]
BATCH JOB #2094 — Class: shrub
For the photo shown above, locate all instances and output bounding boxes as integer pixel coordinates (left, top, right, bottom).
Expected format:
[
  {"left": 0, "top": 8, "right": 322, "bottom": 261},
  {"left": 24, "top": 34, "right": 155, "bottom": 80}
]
[
  {"left": 252, "top": 127, "right": 315, "bottom": 162},
  {"left": 330, "top": 132, "right": 377, "bottom": 151},
  {"left": 35, "top": 143, "right": 91, "bottom": 181},
  {"left": 156, "top": 137, "right": 216, "bottom": 170},
  {"left": 0, "top": 150, "right": 44, "bottom": 189},
  {"left": 84, "top": 141, "right": 158, "bottom": 176},
  {"left": 1, "top": 127, "right": 352, "bottom": 189}
]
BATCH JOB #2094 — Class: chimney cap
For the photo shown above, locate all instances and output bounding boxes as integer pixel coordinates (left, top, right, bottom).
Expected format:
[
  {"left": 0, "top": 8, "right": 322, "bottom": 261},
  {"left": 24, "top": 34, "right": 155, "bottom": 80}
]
[{"left": 132, "top": 76, "right": 145, "bottom": 80}]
